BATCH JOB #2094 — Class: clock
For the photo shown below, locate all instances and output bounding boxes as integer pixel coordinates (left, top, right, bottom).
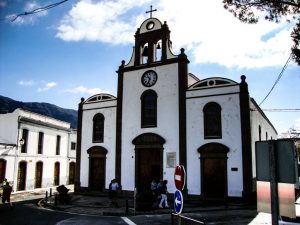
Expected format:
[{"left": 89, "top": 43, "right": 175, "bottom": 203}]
[{"left": 141, "top": 70, "right": 157, "bottom": 87}]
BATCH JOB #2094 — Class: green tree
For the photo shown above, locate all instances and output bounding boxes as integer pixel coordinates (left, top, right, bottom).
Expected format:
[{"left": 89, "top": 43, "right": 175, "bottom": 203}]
[{"left": 223, "top": 0, "right": 300, "bottom": 65}]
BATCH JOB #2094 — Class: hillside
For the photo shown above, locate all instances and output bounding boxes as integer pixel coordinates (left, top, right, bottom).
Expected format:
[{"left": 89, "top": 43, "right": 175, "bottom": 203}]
[{"left": 0, "top": 95, "right": 77, "bottom": 129}]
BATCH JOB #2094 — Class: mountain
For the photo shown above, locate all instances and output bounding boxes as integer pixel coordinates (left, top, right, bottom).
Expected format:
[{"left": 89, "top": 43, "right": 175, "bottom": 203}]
[{"left": 0, "top": 95, "right": 77, "bottom": 129}]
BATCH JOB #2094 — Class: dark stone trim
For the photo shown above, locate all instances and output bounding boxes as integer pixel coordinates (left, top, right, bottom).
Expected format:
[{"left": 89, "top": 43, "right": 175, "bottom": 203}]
[
  {"left": 82, "top": 105, "right": 117, "bottom": 111},
  {"left": 132, "top": 132, "right": 166, "bottom": 146},
  {"left": 84, "top": 98, "right": 117, "bottom": 105},
  {"left": 123, "top": 57, "right": 180, "bottom": 72},
  {"left": 239, "top": 75, "right": 253, "bottom": 200},
  {"left": 186, "top": 92, "right": 240, "bottom": 99},
  {"left": 115, "top": 61, "right": 125, "bottom": 185},
  {"left": 87, "top": 146, "right": 108, "bottom": 156},
  {"left": 187, "top": 84, "right": 239, "bottom": 91},
  {"left": 75, "top": 97, "right": 84, "bottom": 192},
  {"left": 178, "top": 48, "right": 189, "bottom": 174}
]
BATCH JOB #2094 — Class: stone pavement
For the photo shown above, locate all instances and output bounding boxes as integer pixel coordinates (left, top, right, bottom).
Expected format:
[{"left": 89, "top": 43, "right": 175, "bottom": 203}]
[{"left": 7, "top": 186, "right": 275, "bottom": 224}]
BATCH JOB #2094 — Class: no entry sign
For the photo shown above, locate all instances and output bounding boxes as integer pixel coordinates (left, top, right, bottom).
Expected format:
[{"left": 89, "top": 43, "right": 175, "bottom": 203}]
[{"left": 174, "top": 165, "right": 186, "bottom": 190}]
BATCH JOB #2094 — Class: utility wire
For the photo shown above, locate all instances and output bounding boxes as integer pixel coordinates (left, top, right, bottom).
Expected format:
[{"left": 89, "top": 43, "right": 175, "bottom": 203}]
[
  {"left": 3, "top": 0, "right": 68, "bottom": 22},
  {"left": 261, "top": 109, "right": 300, "bottom": 112},
  {"left": 258, "top": 53, "right": 292, "bottom": 106}
]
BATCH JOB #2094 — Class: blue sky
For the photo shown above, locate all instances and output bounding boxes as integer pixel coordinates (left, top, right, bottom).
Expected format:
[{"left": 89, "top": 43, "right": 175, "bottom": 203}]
[{"left": 0, "top": 0, "right": 299, "bottom": 134}]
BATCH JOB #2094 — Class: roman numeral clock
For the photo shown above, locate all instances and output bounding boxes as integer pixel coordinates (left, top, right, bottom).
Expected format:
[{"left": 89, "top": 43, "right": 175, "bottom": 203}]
[{"left": 141, "top": 70, "right": 157, "bottom": 87}]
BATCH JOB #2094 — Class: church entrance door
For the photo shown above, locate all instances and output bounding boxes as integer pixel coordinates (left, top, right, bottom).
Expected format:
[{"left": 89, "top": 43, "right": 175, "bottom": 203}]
[
  {"left": 198, "top": 143, "right": 229, "bottom": 199},
  {"left": 132, "top": 133, "right": 165, "bottom": 194},
  {"left": 90, "top": 158, "right": 105, "bottom": 191},
  {"left": 87, "top": 146, "right": 107, "bottom": 192},
  {"left": 203, "top": 158, "right": 226, "bottom": 198},
  {"left": 137, "top": 148, "right": 161, "bottom": 193}
]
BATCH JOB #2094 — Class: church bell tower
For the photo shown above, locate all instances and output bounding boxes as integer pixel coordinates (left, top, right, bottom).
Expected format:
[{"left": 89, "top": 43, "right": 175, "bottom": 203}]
[{"left": 115, "top": 7, "right": 189, "bottom": 190}]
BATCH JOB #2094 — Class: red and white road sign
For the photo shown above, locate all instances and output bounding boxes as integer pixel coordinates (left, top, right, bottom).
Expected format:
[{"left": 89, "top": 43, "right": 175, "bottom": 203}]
[{"left": 174, "top": 165, "right": 186, "bottom": 190}]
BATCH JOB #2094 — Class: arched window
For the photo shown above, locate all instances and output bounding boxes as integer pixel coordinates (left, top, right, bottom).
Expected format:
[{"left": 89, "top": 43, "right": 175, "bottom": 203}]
[
  {"left": 203, "top": 102, "right": 222, "bottom": 139},
  {"left": 93, "top": 113, "right": 104, "bottom": 143},
  {"left": 141, "top": 90, "right": 157, "bottom": 128}
]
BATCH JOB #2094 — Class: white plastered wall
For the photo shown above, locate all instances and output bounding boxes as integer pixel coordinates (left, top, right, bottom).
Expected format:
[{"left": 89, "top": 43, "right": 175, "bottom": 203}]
[
  {"left": 80, "top": 100, "right": 117, "bottom": 189},
  {"left": 186, "top": 85, "right": 244, "bottom": 197},
  {"left": 121, "top": 63, "right": 180, "bottom": 193}
]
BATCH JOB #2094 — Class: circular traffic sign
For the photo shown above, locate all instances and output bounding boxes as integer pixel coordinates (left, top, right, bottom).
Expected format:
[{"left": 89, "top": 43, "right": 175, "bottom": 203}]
[
  {"left": 174, "top": 190, "right": 183, "bottom": 214},
  {"left": 174, "top": 165, "right": 186, "bottom": 190}
]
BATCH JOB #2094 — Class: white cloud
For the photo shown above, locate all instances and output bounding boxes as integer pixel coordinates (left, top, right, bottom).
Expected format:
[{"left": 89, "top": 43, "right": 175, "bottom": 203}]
[
  {"left": 56, "top": 0, "right": 151, "bottom": 44},
  {"left": 64, "top": 85, "right": 110, "bottom": 95},
  {"left": 56, "top": 0, "right": 294, "bottom": 68},
  {"left": 37, "top": 82, "right": 57, "bottom": 92},
  {"left": 18, "top": 80, "right": 34, "bottom": 86}
]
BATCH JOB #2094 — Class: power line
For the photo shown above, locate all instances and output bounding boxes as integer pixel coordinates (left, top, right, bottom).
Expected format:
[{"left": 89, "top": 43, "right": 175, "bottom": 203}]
[
  {"left": 2, "top": 0, "right": 68, "bottom": 22},
  {"left": 258, "top": 53, "right": 292, "bottom": 106},
  {"left": 261, "top": 109, "right": 300, "bottom": 112}
]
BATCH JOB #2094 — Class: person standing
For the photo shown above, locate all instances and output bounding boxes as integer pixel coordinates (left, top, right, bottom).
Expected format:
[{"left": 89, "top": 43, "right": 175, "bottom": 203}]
[
  {"left": 150, "top": 179, "right": 157, "bottom": 194},
  {"left": 110, "top": 179, "right": 119, "bottom": 207},
  {"left": 2, "top": 181, "right": 13, "bottom": 210},
  {"left": 158, "top": 180, "right": 169, "bottom": 208},
  {"left": 1, "top": 178, "right": 7, "bottom": 187}
]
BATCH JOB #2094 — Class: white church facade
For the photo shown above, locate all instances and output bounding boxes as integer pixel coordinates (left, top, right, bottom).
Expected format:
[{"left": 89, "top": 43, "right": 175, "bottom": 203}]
[{"left": 75, "top": 16, "right": 277, "bottom": 200}]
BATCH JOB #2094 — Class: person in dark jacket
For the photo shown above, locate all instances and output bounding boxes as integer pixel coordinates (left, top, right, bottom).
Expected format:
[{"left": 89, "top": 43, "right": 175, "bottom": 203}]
[{"left": 2, "top": 181, "right": 13, "bottom": 209}]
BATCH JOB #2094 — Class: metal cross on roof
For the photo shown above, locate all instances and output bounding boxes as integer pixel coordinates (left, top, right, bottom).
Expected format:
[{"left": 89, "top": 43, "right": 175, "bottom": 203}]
[{"left": 146, "top": 5, "right": 157, "bottom": 18}]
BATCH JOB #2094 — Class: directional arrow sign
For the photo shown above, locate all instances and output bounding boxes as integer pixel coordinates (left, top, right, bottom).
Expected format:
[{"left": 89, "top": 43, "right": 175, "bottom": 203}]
[{"left": 174, "top": 190, "right": 183, "bottom": 214}]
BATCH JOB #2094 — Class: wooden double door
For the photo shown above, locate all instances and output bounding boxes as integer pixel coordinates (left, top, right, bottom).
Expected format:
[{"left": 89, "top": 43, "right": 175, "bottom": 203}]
[
  {"left": 89, "top": 157, "right": 105, "bottom": 191},
  {"left": 202, "top": 158, "right": 226, "bottom": 198},
  {"left": 136, "top": 148, "right": 162, "bottom": 193},
  {"left": 199, "top": 143, "right": 229, "bottom": 198}
]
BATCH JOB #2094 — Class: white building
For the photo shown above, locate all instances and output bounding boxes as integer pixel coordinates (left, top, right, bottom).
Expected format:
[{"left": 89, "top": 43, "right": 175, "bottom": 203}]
[
  {"left": 75, "top": 16, "right": 277, "bottom": 201},
  {"left": 0, "top": 108, "right": 76, "bottom": 192}
]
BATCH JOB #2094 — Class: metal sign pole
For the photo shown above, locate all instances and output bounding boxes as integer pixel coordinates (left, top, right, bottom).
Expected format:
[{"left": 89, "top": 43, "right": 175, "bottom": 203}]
[{"left": 269, "top": 140, "right": 279, "bottom": 225}]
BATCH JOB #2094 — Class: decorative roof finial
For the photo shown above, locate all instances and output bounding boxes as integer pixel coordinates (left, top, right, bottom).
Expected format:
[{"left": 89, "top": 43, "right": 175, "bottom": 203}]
[{"left": 146, "top": 5, "right": 157, "bottom": 18}]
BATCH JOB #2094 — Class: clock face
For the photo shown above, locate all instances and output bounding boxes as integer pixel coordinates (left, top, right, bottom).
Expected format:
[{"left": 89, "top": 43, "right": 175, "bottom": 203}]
[{"left": 141, "top": 70, "right": 157, "bottom": 87}]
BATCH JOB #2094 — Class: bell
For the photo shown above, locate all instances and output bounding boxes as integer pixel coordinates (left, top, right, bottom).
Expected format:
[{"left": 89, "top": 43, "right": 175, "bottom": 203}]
[
  {"left": 142, "top": 46, "right": 149, "bottom": 57},
  {"left": 156, "top": 43, "right": 161, "bottom": 49}
]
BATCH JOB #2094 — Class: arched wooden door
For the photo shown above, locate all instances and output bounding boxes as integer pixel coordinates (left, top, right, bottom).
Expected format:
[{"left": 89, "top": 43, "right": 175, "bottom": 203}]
[
  {"left": 68, "top": 162, "right": 76, "bottom": 185},
  {"left": 0, "top": 159, "right": 6, "bottom": 183},
  {"left": 198, "top": 143, "right": 229, "bottom": 198},
  {"left": 35, "top": 161, "right": 43, "bottom": 188},
  {"left": 87, "top": 146, "right": 107, "bottom": 192},
  {"left": 17, "top": 161, "right": 27, "bottom": 191},
  {"left": 54, "top": 162, "right": 60, "bottom": 186},
  {"left": 132, "top": 133, "right": 165, "bottom": 193}
]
